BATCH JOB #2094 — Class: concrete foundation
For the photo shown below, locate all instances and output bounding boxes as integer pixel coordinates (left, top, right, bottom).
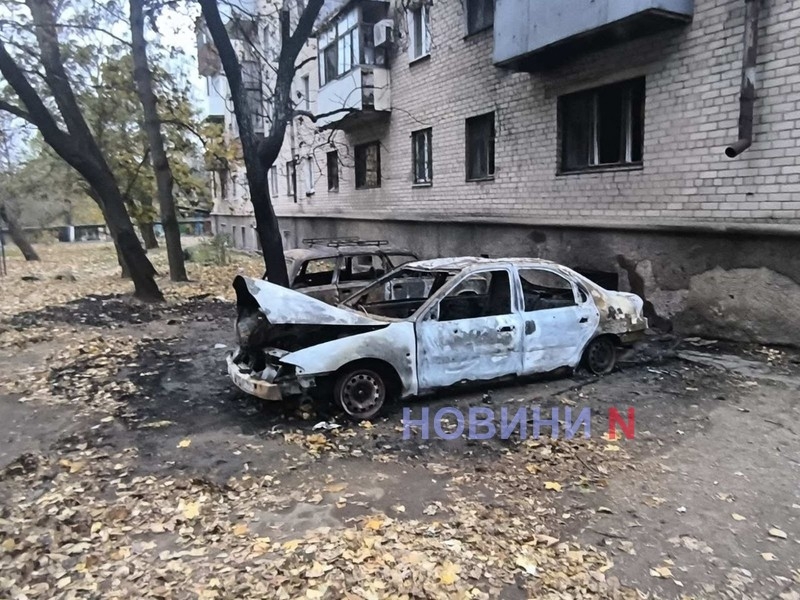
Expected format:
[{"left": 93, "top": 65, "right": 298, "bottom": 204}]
[{"left": 212, "top": 213, "right": 800, "bottom": 346}]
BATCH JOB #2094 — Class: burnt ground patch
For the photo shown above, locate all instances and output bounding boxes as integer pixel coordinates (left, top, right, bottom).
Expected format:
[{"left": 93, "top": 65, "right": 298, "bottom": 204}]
[{"left": 5, "top": 294, "right": 231, "bottom": 329}]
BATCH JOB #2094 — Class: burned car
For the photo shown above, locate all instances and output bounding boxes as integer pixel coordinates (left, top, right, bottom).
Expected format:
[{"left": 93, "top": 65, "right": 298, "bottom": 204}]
[
  {"left": 229, "top": 257, "right": 647, "bottom": 420},
  {"left": 280, "top": 238, "right": 417, "bottom": 304}
]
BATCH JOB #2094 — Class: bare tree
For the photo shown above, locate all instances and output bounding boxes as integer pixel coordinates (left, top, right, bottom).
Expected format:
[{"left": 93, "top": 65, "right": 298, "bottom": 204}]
[
  {"left": 0, "top": 0, "right": 162, "bottom": 300},
  {"left": 199, "top": 0, "right": 325, "bottom": 287},
  {"left": 130, "top": 0, "right": 187, "bottom": 282},
  {"left": 0, "top": 120, "right": 39, "bottom": 261}
]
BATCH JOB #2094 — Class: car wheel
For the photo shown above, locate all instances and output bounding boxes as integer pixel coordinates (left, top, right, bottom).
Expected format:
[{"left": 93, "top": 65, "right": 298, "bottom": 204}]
[
  {"left": 583, "top": 336, "right": 617, "bottom": 375},
  {"left": 334, "top": 366, "right": 387, "bottom": 421}
]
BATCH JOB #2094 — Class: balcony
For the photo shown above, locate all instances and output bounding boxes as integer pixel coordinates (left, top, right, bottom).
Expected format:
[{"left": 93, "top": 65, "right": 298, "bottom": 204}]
[
  {"left": 494, "top": 0, "right": 694, "bottom": 70},
  {"left": 314, "top": 1, "right": 391, "bottom": 130},
  {"left": 317, "top": 66, "right": 391, "bottom": 129}
]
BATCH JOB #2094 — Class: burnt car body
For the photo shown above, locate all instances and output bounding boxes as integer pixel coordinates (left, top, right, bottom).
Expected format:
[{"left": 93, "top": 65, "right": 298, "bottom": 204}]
[
  {"left": 280, "top": 239, "right": 418, "bottom": 304},
  {"left": 229, "top": 257, "right": 648, "bottom": 420}
]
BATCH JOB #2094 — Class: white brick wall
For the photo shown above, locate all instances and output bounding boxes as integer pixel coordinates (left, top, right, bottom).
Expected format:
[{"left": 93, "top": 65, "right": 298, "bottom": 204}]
[{"left": 219, "top": 0, "right": 800, "bottom": 235}]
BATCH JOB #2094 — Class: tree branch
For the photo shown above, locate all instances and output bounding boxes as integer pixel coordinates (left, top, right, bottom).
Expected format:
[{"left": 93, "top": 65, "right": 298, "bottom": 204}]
[
  {"left": 0, "top": 99, "right": 33, "bottom": 123},
  {"left": 294, "top": 54, "right": 316, "bottom": 72},
  {"left": 292, "top": 107, "right": 357, "bottom": 123}
]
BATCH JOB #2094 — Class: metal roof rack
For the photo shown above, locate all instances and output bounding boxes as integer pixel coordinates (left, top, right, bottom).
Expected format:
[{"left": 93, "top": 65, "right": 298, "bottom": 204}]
[{"left": 302, "top": 237, "right": 390, "bottom": 248}]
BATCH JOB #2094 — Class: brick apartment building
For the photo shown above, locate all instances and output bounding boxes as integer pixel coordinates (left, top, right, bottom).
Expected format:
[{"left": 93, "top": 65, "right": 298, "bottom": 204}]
[{"left": 200, "top": 0, "right": 800, "bottom": 343}]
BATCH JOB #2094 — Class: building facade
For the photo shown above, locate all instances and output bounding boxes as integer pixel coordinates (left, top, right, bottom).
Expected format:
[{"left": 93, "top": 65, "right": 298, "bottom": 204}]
[{"left": 202, "top": 0, "right": 800, "bottom": 344}]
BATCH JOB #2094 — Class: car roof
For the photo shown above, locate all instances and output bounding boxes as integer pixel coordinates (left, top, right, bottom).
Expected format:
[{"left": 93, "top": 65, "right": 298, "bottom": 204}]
[
  {"left": 404, "top": 256, "right": 566, "bottom": 272},
  {"left": 285, "top": 245, "right": 416, "bottom": 261}
]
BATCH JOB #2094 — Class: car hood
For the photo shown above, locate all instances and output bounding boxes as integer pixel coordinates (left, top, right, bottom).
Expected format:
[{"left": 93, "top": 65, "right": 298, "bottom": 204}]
[{"left": 234, "top": 275, "right": 386, "bottom": 326}]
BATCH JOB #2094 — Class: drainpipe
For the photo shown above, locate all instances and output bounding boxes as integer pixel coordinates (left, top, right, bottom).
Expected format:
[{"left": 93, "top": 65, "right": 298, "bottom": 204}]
[{"left": 725, "top": 0, "right": 761, "bottom": 158}]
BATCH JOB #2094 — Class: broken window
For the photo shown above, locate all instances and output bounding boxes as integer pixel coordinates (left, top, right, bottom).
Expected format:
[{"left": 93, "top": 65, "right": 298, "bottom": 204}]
[
  {"left": 345, "top": 268, "right": 456, "bottom": 319},
  {"left": 339, "top": 254, "right": 385, "bottom": 283},
  {"left": 439, "top": 270, "right": 512, "bottom": 321},
  {"left": 327, "top": 151, "right": 339, "bottom": 191},
  {"left": 466, "top": 0, "right": 494, "bottom": 34},
  {"left": 355, "top": 142, "right": 381, "bottom": 189},
  {"left": 286, "top": 160, "right": 296, "bottom": 198},
  {"left": 407, "top": 5, "right": 430, "bottom": 61},
  {"left": 518, "top": 269, "right": 576, "bottom": 311},
  {"left": 295, "top": 258, "right": 337, "bottom": 289},
  {"left": 412, "top": 128, "right": 432, "bottom": 184},
  {"left": 560, "top": 77, "right": 645, "bottom": 172},
  {"left": 466, "top": 112, "right": 495, "bottom": 181}
]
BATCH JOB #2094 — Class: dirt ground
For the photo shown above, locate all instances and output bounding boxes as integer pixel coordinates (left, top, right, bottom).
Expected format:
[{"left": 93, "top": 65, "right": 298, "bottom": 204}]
[{"left": 1, "top": 243, "right": 799, "bottom": 599}]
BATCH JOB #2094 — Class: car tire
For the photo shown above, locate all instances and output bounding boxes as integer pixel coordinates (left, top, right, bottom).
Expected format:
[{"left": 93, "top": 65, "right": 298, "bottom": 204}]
[
  {"left": 582, "top": 336, "right": 617, "bottom": 375},
  {"left": 334, "top": 366, "right": 387, "bottom": 421}
]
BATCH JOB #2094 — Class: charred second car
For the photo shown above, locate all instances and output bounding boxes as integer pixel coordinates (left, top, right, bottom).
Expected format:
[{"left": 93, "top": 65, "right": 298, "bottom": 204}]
[{"left": 228, "top": 257, "right": 648, "bottom": 420}]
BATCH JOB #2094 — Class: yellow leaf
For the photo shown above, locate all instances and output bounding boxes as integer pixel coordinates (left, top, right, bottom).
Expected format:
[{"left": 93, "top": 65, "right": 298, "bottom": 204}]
[
  {"left": 364, "top": 518, "right": 384, "bottom": 531},
  {"left": 525, "top": 463, "right": 541, "bottom": 474},
  {"left": 768, "top": 528, "right": 788, "bottom": 539},
  {"left": 282, "top": 539, "right": 301, "bottom": 553},
  {"left": 232, "top": 523, "right": 248, "bottom": 536},
  {"left": 439, "top": 561, "right": 460, "bottom": 585},
  {"left": 731, "top": 513, "right": 746, "bottom": 521},
  {"left": 604, "top": 444, "right": 621, "bottom": 452},
  {"left": 183, "top": 501, "right": 200, "bottom": 519},
  {"left": 515, "top": 555, "right": 538, "bottom": 575},
  {"left": 649, "top": 566, "right": 672, "bottom": 578},
  {"left": 323, "top": 482, "right": 347, "bottom": 493},
  {"left": 306, "top": 561, "right": 328, "bottom": 578},
  {"left": 1, "top": 539, "right": 15, "bottom": 552},
  {"left": 544, "top": 481, "right": 562, "bottom": 492},
  {"left": 177, "top": 439, "right": 191, "bottom": 448}
]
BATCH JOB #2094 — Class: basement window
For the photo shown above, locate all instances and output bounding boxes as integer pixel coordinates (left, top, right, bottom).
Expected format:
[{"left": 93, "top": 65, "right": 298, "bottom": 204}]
[
  {"left": 355, "top": 142, "right": 381, "bottom": 189},
  {"left": 286, "top": 160, "right": 296, "bottom": 199},
  {"left": 559, "top": 77, "right": 645, "bottom": 173}
]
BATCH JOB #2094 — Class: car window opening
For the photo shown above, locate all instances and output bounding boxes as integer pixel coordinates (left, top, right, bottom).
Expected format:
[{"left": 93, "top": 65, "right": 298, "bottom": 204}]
[{"left": 345, "top": 268, "right": 456, "bottom": 319}]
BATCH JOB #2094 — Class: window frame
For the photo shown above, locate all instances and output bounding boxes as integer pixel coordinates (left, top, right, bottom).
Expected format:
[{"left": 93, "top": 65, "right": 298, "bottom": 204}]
[
  {"left": 558, "top": 77, "right": 645, "bottom": 174},
  {"left": 354, "top": 141, "right": 382, "bottom": 189},
  {"left": 317, "top": 8, "right": 361, "bottom": 86},
  {"left": 412, "top": 128, "right": 433, "bottom": 185},
  {"left": 465, "top": 0, "right": 494, "bottom": 36},
  {"left": 286, "top": 160, "right": 296, "bottom": 198},
  {"left": 465, "top": 112, "right": 495, "bottom": 182},
  {"left": 326, "top": 150, "right": 339, "bottom": 192},
  {"left": 269, "top": 165, "right": 278, "bottom": 197},
  {"left": 407, "top": 4, "right": 431, "bottom": 62}
]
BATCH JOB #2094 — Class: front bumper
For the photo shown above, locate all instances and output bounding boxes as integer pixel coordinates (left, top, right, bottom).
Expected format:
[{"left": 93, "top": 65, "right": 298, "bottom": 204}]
[{"left": 226, "top": 354, "right": 282, "bottom": 400}]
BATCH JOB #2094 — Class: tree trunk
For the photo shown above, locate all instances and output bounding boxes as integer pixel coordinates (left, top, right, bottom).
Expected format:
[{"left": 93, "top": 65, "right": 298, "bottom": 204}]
[
  {"left": 250, "top": 170, "right": 289, "bottom": 287},
  {"left": 0, "top": 202, "right": 40, "bottom": 261},
  {"left": 130, "top": 0, "right": 187, "bottom": 282},
  {"left": 140, "top": 221, "right": 158, "bottom": 249}
]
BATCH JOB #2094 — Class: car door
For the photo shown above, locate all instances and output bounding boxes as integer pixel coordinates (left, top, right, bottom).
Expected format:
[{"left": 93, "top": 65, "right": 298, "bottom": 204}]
[
  {"left": 516, "top": 268, "right": 599, "bottom": 373},
  {"left": 415, "top": 268, "right": 523, "bottom": 391}
]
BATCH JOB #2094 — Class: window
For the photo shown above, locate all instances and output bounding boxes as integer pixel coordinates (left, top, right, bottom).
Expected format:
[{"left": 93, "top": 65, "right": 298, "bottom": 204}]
[
  {"left": 304, "top": 156, "right": 314, "bottom": 195},
  {"left": 439, "top": 270, "right": 511, "bottom": 321},
  {"left": 295, "top": 258, "right": 337, "bottom": 289},
  {"left": 465, "top": 113, "right": 495, "bottom": 181},
  {"left": 518, "top": 269, "right": 576, "bottom": 311},
  {"left": 339, "top": 254, "right": 385, "bottom": 283},
  {"left": 327, "top": 151, "right": 339, "bottom": 191},
  {"left": 286, "top": 160, "right": 296, "bottom": 198},
  {"left": 412, "top": 128, "right": 432, "bottom": 184},
  {"left": 355, "top": 142, "right": 381, "bottom": 189},
  {"left": 560, "top": 77, "right": 645, "bottom": 173},
  {"left": 269, "top": 166, "right": 278, "bottom": 196},
  {"left": 408, "top": 5, "right": 430, "bottom": 60},
  {"left": 300, "top": 75, "right": 310, "bottom": 110},
  {"left": 318, "top": 9, "right": 360, "bottom": 85},
  {"left": 241, "top": 227, "right": 247, "bottom": 248},
  {"left": 466, "top": 0, "right": 494, "bottom": 34}
]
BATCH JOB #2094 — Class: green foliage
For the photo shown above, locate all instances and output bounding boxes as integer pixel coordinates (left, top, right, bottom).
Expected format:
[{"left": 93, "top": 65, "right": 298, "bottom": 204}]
[{"left": 187, "top": 234, "right": 231, "bottom": 265}]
